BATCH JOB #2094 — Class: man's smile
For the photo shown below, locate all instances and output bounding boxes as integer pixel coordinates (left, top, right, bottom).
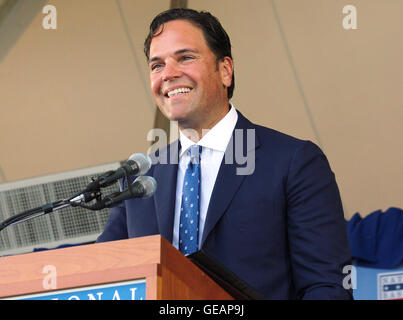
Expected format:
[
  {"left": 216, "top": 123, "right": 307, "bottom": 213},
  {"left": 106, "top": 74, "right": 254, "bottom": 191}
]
[{"left": 163, "top": 86, "right": 193, "bottom": 98}]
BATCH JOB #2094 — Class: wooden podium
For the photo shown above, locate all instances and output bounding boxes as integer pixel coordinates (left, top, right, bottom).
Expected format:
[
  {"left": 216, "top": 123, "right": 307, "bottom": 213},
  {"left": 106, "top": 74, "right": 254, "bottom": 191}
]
[{"left": 0, "top": 235, "right": 234, "bottom": 300}]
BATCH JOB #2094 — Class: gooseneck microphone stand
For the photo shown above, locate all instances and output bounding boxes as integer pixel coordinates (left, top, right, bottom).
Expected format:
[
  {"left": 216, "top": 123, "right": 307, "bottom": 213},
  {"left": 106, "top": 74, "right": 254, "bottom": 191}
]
[
  {"left": 0, "top": 167, "right": 130, "bottom": 233},
  {"left": 0, "top": 182, "right": 102, "bottom": 233},
  {"left": 0, "top": 157, "right": 155, "bottom": 233}
]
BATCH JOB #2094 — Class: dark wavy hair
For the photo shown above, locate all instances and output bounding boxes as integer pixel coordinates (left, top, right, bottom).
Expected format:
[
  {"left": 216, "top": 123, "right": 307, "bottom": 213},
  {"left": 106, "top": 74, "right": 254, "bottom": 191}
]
[{"left": 144, "top": 8, "right": 235, "bottom": 99}]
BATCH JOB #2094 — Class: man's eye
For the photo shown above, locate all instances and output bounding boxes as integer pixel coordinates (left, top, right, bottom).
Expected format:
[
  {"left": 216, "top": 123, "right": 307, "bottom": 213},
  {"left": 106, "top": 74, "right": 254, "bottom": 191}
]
[
  {"left": 182, "top": 55, "right": 194, "bottom": 61},
  {"left": 151, "top": 64, "right": 162, "bottom": 71}
]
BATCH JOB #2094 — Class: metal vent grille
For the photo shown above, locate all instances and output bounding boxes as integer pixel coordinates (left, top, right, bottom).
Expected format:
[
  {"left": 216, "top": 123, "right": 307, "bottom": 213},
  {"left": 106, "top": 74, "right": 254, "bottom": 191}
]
[{"left": 0, "top": 163, "right": 120, "bottom": 256}]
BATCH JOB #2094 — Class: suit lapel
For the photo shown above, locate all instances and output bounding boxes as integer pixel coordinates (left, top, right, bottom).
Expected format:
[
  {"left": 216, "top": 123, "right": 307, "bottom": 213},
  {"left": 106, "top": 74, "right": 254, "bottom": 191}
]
[
  {"left": 200, "top": 111, "right": 261, "bottom": 246},
  {"left": 153, "top": 140, "right": 179, "bottom": 243}
]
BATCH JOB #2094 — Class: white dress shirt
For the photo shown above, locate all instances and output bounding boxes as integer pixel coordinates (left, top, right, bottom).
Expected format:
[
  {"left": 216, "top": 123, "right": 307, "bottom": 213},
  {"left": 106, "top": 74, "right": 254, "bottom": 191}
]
[{"left": 172, "top": 105, "right": 238, "bottom": 250}]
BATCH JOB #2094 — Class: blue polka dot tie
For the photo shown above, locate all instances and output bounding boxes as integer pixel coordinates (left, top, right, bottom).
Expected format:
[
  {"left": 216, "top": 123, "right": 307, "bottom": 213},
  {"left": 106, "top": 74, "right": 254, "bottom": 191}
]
[{"left": 179, "top": 145, "right": 202, "bottom": 255}]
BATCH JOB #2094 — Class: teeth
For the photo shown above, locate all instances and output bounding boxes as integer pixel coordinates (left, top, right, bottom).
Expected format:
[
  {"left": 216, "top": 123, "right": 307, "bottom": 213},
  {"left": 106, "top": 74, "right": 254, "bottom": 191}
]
[{"left": 167, "top": 87, "right": 191, "bottom": 97}]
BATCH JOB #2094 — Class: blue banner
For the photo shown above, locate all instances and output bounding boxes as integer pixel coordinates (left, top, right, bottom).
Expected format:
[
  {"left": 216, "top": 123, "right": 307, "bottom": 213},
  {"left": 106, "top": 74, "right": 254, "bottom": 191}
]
[{"left": 14, "top": 279, "right": 146, "bottom": 300}]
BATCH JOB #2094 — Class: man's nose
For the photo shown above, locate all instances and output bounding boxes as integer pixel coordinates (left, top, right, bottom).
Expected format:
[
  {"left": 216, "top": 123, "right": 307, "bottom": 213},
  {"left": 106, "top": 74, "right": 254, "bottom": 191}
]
[{"left": 162, "top": 60, "right": 182, "bottom": 81}]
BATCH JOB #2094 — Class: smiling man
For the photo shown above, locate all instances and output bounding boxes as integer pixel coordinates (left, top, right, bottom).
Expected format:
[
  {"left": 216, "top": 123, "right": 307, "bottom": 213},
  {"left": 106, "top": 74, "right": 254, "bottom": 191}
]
[
  {"left": 147, "top": 18, "right": 234, "bottom": 140},
  {"left": 97, "top": 8, "right": 353, "bottom": 300}
]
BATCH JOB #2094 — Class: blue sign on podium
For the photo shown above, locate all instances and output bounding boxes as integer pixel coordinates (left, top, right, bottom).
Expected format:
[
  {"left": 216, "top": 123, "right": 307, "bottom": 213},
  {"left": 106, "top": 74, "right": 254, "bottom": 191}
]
[{"left": 11, "top": 279, "right": 146, "bottom": 300}]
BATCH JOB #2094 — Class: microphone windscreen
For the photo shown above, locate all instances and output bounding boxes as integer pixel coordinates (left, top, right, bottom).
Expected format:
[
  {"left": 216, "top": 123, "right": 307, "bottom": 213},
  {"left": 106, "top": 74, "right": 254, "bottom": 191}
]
[
  {"left": 129, "top": 153, "right": 152, "bottom": 175},
  {"left": 133, "top": 175, "right": 157, "bottom": 198}
]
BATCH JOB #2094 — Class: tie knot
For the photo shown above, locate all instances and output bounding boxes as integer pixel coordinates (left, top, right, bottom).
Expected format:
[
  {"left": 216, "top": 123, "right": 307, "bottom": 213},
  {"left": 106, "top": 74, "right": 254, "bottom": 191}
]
[{"left": 188, "top": 145, "right": 202, "bottom": 164}]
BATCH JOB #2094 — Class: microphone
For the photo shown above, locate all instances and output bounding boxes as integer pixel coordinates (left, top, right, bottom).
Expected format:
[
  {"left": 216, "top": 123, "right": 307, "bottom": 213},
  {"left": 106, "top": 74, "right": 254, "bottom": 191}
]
[
  {"left": 82, "top": 153, "right": 152, "bottom": 193},
  {"left": 102, "top": 176, "right": 157, "bottom": 208},
  {"left": 98, "top": 153, "right": 152, "bottom": 188}
]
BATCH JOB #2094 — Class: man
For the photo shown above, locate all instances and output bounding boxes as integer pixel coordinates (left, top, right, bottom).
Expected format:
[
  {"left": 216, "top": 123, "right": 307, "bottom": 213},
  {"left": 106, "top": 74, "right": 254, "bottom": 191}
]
[{"left": 97, "top": 8, "right": 353, "bottom": 299}]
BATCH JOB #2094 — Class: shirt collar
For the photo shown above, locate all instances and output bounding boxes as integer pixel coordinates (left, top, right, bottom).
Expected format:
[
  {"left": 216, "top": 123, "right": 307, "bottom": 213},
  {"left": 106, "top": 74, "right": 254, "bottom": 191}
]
[{"left": 179, "top": 104, "right": 238, "bottom": 157}]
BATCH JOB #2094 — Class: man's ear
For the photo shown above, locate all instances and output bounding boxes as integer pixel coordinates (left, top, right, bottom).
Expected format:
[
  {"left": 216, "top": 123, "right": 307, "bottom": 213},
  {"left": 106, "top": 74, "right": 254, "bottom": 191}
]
[{"left": 219, "top": 57, "right": 233, "bottom": 88}]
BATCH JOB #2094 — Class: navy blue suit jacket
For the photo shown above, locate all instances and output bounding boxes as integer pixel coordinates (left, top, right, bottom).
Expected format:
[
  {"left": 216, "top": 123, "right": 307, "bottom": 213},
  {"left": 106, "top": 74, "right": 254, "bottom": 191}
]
[{"left": 97, "top": 111, "right": 353, "bottom": 299}]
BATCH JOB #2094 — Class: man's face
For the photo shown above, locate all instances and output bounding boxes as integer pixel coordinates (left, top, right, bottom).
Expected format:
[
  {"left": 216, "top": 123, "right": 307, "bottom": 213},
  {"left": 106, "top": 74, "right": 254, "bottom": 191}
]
[{"left": 148, "top": 19, "right": 233, "bottom": 133}]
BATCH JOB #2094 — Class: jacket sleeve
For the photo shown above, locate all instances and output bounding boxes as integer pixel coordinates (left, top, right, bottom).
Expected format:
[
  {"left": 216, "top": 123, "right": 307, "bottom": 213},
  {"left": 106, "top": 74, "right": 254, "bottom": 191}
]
[
  {"left": 96, "top": 202, "right": 128, "bottom": 243},
  {"left": 96, "top": 178, "right": 130, "bottom": 243},
  {"left": 286, "top": 141, "right": 353, "bottom": 300}
]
